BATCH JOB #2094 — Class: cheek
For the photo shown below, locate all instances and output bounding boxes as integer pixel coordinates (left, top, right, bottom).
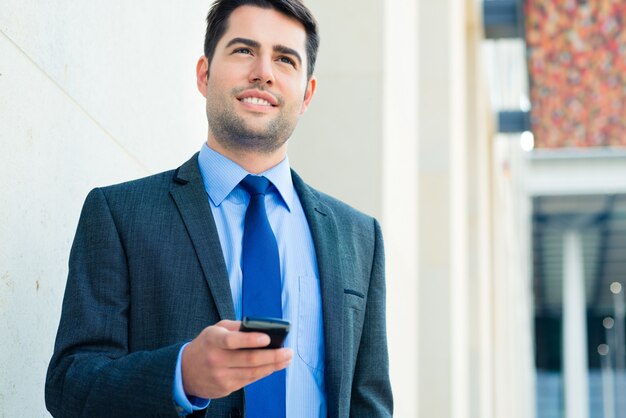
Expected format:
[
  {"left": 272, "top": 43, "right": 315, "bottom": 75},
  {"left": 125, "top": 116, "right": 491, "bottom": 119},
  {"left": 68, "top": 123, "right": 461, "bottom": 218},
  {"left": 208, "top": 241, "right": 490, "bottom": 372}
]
[
  {"left": 206, "top": 74, "right": 233, "bottom": 100},
  {"left": 282, "top": 78, "right": 308, "bottom": 103},
  {"left": 209, "top": 62, "right": 246, "bottom": 86}
]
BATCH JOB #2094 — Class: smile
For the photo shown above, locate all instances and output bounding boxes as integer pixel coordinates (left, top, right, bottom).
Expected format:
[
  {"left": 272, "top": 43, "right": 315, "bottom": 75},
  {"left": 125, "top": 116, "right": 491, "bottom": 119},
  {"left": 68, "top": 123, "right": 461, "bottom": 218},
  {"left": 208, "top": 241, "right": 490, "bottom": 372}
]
[
  {"left": 236, "top": 89, "right": 279, "bottom": 107},
  {"left": 239, "top": 97, "right": 274, "bottom": 106}
]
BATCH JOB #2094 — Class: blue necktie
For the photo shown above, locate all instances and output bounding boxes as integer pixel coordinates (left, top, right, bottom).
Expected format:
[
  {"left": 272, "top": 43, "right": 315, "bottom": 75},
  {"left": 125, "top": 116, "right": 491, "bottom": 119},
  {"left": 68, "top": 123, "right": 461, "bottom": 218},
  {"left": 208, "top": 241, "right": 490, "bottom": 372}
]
[{"left": 240, "top": 175, "right": 285, "bottom": 418}]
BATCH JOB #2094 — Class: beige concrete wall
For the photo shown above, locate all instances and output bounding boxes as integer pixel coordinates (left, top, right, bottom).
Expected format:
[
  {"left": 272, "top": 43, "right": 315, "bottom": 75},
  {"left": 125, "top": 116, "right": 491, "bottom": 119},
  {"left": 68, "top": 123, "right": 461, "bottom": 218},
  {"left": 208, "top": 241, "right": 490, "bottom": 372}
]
[
  {"left": 1, "top": 2, "right": 208, "bottom": 416},
  {"left": 381, "top": 0, "right": 420, "bottom": 415},
  {"left": 412, "top": 0, "right": 535, "bottom": 417},
  {"left": 290, "top": 2, "right": 384, "bottom": 219},
  {"left": 414, "top": 0, "right": 468, "bottom": 415},
  {"left": 492, "top": 135, "right": 536, "bottom": 418}
]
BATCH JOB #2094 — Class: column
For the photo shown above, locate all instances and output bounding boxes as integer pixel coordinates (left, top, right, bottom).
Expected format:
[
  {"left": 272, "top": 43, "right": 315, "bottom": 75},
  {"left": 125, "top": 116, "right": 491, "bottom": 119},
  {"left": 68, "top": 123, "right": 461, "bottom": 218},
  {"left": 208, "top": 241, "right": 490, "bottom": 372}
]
[
  {"left": 562, "top": 230, "right": 590, "bottom": 418},
  {"left": 382, "top": 0, "right": 419, "bottom": 416},
  {"left": 610, "top": 282, "right": 626, "bottom": 418},
  {"left": 415, "top": 0, "right": 470, "bottom": 416}
]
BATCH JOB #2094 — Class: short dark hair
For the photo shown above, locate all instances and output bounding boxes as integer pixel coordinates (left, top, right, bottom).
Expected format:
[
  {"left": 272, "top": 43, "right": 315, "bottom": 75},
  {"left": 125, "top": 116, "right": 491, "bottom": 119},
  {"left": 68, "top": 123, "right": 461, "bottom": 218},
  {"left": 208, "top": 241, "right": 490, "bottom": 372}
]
[{"left": 204, "top": 0, "right": 319, "bottom": 79}]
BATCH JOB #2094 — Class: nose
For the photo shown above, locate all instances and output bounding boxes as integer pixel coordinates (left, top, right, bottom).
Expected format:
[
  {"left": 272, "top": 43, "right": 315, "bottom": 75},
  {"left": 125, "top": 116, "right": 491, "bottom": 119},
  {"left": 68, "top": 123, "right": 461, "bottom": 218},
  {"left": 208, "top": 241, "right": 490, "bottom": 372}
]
[{"left": 249, "top": 55, "right": 275, "bottom": 86}]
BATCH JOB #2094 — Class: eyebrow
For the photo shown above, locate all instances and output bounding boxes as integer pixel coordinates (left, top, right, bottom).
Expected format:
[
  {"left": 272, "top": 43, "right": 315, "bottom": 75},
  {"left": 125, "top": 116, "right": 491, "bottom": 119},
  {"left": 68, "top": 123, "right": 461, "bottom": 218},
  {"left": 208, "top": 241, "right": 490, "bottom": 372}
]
[
  {"left": 273, "top": 45, "right": 302, "bottom": 66},
  {"left": 225, "top": 37, "right": 303, "bottom": 66}
]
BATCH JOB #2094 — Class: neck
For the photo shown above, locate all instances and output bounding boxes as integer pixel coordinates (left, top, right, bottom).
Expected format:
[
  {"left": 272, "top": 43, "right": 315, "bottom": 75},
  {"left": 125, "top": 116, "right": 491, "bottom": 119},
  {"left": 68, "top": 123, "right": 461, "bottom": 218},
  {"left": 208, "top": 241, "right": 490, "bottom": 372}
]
[{"left": 206, "top": 136, "right": 287, "bottom": 174}]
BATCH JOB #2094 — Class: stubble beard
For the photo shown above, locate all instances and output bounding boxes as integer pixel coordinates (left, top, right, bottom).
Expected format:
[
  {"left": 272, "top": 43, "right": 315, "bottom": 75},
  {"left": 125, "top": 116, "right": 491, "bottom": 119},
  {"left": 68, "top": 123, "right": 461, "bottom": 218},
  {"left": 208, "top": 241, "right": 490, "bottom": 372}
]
[{"left": 206, "top": 86, "right": 299, "bottom": 154}]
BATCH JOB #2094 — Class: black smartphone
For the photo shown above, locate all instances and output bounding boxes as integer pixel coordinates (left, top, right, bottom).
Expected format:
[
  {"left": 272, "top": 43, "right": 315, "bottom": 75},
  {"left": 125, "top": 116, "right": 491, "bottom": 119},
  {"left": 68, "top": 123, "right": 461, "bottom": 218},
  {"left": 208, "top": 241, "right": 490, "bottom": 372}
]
[{"left": 240, "top": 316, "right": 290, "bottom": 349}]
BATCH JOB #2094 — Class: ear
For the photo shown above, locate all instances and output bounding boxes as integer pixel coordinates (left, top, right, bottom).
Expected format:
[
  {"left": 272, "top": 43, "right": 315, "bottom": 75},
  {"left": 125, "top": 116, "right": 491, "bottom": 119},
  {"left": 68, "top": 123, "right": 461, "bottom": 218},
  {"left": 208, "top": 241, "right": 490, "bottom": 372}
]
[
  {"left": 299, "top": 75, "right": 317, "bottom": 114},
  {"left": 196, "top": 56, "right": 209, "bottom": 98}
]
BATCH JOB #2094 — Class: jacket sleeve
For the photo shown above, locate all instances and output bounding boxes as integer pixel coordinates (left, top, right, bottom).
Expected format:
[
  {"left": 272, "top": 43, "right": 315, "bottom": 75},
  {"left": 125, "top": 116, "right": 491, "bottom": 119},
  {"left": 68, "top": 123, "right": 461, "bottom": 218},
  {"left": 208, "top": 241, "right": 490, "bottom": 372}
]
[
  {"left": 349, "top": 218, "right": 393, "bottom": 417},
  {"left": 45, "top": 188, "right": 185, "bottom": 418}
]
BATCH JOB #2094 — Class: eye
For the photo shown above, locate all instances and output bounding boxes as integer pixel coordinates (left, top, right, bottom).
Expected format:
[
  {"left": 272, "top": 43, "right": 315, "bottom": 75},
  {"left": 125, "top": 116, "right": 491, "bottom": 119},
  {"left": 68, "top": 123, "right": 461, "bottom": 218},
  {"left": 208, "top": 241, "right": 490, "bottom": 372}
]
[
  {"left": 278, "top": 56, "right": 296, "bottom": 67},
  {"left": 234, "top": 47, "right": 252, "bottom": 55}
]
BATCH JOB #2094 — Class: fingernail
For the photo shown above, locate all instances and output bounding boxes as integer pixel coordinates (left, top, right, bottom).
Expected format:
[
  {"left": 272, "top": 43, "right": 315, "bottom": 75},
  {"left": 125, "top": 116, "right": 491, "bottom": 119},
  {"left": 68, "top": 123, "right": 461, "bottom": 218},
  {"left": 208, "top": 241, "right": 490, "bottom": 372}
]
[{"left": 258, "top": 335, "right": 270, "bottom": 345}]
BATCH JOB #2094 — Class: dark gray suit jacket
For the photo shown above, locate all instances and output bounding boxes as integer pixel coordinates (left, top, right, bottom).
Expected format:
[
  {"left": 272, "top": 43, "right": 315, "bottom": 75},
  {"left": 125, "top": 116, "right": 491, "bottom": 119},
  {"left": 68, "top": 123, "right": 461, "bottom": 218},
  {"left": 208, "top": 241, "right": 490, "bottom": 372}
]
[{"left": 45, "top": 154, "right": 392, "bottom": 418}]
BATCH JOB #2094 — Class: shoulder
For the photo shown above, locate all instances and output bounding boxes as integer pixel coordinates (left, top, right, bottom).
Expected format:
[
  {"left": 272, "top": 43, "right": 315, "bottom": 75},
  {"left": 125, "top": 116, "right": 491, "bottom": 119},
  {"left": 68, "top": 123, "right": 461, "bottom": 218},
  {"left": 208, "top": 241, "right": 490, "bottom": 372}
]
[
  {"left": 88, "top": 153, "right": 199, "bottom": 208},
  {"left": 96, "top": 169, "right": 176, "bottom": 200},
  {"left": 78, "top": 170, "right": 175, "bottom": 220},
  {"left": 317, "top": 188, "right": 373, "bottom": 224}
]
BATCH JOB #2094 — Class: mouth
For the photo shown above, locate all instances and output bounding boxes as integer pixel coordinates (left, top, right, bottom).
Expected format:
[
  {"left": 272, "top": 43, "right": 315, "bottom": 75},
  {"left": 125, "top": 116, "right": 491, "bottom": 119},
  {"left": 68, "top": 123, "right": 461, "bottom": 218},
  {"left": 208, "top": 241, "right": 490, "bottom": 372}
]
[
  {"left": 236, "top": 90, "right": 279, "bottom": 107},
  {"left": 239, "top": 97, "right": 274, "bottom": 107}
]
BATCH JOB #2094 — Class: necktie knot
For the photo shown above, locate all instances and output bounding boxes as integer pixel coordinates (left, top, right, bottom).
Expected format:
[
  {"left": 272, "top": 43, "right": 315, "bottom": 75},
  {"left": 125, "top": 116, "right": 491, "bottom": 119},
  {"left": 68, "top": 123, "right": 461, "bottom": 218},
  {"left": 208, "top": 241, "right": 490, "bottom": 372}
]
[{"left": 240, "top": 175, "right": 271, "bottom": 197}]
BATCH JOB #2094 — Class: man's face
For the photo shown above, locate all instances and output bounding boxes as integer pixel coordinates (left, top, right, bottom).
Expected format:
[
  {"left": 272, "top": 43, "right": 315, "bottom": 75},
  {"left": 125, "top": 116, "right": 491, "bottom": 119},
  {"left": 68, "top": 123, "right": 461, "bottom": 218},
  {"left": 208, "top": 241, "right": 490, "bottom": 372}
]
[{"left": 197, "top": 5, "right": 316, "bottom": 154}]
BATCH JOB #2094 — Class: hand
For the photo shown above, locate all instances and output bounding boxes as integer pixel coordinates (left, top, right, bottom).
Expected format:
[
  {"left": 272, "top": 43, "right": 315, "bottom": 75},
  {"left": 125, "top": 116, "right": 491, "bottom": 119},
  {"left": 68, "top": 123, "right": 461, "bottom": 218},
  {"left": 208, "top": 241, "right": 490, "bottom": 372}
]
[{"left": 181, "top": 320, "right": 293, "bottom": 399}]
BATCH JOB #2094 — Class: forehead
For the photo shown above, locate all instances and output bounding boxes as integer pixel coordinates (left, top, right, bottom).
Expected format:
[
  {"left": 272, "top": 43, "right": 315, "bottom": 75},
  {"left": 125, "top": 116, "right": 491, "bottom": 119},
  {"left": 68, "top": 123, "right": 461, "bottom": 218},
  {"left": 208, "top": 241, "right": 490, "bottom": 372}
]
[{"left": 218, "top": 5, "right": 307, "bottom": 53}]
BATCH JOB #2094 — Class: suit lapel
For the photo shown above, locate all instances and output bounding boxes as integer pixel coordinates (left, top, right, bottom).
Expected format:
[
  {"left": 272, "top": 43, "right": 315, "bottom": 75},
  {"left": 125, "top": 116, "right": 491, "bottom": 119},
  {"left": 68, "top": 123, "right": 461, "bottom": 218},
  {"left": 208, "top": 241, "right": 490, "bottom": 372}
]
[
  {"left": 292, "top": 170, "right": 343, "bottom": 418},
  {"left": 169, "top": 153, "right": 235, "bottom": 321}
]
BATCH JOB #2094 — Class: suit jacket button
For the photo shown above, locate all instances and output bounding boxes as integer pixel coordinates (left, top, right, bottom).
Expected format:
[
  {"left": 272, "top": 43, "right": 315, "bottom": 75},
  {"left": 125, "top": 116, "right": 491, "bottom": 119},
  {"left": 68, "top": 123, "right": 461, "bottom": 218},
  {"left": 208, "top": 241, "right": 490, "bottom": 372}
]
[{"left": 229, "top": 408, "right": 242, "bottom": 418}]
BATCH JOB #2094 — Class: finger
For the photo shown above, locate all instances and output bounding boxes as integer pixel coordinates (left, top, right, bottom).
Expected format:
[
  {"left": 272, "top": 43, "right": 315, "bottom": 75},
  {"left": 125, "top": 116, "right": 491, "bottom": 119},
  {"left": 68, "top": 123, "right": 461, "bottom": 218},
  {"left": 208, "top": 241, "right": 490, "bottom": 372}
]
[
  {"left": 213, "top": 320, "right": 273, "bottom": 349},
  {"left": 223, "top": 347, "right": 293, "bottom": 368},
  {"left": 213, "top": 329, "right": 270, "bottom": 350},
  {"left": 215, "top": 320, "right": 241, "bottom": 332},
  {"left": 230, "top": 362, "right": 290, "bottom": 387},
  {"left": 274, "top": 359, "right": 292, "bottom": 371}
]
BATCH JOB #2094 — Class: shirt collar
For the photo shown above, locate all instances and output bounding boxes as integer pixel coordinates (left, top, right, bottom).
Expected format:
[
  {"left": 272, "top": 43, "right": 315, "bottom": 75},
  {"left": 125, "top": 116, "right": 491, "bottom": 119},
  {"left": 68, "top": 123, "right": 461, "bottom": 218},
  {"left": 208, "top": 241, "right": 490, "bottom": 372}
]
[{"left": 197, "top": 143, "right": 294, "bottom": 211}]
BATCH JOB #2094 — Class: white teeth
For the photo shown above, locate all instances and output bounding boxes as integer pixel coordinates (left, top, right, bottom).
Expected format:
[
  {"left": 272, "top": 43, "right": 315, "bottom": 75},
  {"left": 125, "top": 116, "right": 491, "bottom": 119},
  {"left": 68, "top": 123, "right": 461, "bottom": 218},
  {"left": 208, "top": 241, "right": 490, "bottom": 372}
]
[{"left": 241, "top": 97, "right": 272, "bottom": 106}]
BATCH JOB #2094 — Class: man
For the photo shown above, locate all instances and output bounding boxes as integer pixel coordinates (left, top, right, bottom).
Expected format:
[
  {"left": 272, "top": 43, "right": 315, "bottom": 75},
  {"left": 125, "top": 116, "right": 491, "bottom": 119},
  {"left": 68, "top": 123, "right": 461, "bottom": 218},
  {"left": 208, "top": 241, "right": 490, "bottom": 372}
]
[{"left": 45, "top": 0, "right": 392, "bottom": 417}]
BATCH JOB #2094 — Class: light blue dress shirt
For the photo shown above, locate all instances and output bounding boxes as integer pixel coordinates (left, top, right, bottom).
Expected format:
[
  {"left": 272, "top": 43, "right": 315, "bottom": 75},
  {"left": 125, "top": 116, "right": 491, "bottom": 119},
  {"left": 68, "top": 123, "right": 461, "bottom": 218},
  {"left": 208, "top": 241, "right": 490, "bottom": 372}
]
[{"left": 173, "top": 144, "right": 327, "bottom": 417}]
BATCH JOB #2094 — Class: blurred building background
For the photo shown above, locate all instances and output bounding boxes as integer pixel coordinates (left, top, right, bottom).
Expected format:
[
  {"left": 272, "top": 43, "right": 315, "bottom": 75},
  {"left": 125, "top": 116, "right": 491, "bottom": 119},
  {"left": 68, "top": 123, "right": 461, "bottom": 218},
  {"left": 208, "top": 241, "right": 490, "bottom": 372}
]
[
  {"left": 0, "top": 0, "right": 624, "bottom": 417},
  {"left": 486, "top": 0, "right": 626, "bottom": 417}
]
